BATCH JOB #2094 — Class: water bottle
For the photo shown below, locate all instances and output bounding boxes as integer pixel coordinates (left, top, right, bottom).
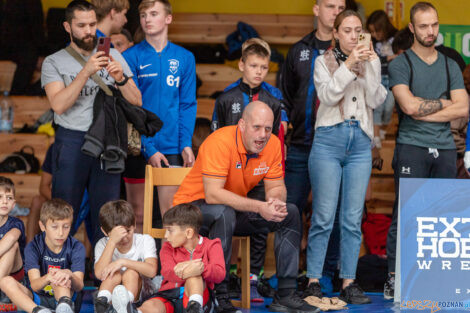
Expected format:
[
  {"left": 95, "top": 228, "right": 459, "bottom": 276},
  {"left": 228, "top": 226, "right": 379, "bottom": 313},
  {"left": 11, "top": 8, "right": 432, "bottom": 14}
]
[{"left": 0, "top": 91, "right": 14, "bottom": 132}]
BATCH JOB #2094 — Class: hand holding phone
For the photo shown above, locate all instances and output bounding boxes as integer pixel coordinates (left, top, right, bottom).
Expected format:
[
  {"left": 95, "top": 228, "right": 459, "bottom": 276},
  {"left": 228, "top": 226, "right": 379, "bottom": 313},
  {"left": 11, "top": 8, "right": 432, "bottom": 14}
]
[
  {"left": 97, "top": 37, "right": 111, "bottom": 57},
  {"left": 358, "top": 33, "right": 371, "bottom": 50}
]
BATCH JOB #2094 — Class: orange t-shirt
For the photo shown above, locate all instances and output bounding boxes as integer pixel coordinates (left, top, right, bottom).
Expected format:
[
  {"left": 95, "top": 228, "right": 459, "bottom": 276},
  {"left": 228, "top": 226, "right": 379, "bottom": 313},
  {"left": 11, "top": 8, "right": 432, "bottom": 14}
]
[{"left": 173, "top": 125, "right": 283, "bottom": 205}]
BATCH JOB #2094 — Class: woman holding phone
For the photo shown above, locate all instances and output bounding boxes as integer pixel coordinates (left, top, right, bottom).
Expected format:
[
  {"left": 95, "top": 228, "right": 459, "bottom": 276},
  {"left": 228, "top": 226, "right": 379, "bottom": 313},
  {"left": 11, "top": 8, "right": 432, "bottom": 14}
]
[{"left": 305, "top": 10, "right": 386, "bottom": 304}]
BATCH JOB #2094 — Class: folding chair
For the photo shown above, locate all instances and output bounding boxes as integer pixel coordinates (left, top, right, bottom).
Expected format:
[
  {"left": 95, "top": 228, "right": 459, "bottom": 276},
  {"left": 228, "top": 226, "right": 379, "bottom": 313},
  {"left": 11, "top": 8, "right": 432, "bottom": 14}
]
[{"left": 143, "top": 165, "right": 251, "bottom": 308}]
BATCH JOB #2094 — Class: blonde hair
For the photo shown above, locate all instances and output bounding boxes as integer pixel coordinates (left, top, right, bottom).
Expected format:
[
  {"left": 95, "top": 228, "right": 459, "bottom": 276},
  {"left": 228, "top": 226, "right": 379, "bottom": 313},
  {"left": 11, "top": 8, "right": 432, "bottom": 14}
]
[
  {"left": 40, "top": 199, "right": 73, "bottom": 224},
  {"left": 241, "top": 38, "right": 271, "bottom": 62},
  {"left": 91, "top": 0, "right": 129, "bottom": 21},
  {"left": 138, "top": 0, "right": 172, "bottom": 15}
]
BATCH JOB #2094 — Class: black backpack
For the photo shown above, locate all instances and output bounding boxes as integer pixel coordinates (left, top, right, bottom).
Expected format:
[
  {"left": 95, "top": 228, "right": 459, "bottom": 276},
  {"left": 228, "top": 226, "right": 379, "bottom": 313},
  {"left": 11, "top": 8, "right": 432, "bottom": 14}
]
[{"left": 0, "top": 146, "right": 40, "bottom": 173}]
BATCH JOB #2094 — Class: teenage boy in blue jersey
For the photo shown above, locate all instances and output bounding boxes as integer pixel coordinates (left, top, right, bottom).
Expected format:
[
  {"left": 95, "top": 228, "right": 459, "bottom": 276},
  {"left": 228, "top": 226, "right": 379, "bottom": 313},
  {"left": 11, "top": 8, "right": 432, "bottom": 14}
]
[
  {"left": 123, "top": 0, "right": 197, "bottom": 217},
  {"left": 0, "top": 199, "right": 85, "bottom": 313}
]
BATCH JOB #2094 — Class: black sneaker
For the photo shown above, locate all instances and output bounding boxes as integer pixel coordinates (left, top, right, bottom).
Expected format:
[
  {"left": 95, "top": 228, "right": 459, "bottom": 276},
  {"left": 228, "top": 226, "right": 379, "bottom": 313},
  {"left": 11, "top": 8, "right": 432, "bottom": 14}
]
[
  {"left": 269, "top": 291, "right": 321, "bottom": 313},
  {"left": 302, "top": 282, "right": 322, "bottom": 299},
  {"left": 56, "top": 296, "right": 74, "bottom": 313},
  {"left": 32, "top": 306, "right": 53, "bottom": 313},
  {"left": 215, "top": 294, "right": 242, "bottom": 313},
  {"left": 257, "top": 275, "right": 276, "bottom": 298},
  {"left": 339, "top": 283, "right": 371, "bottom": 305},
  {"left": 94, "top": 296, "right": 111, "bottom": 313},
  {"left": 383, "top": 273, "right": 395, "bottom": 300},
  {"left": 185, "top": 300, "right": 203, "bottom": 313},
  {"left": 228, "top": 273, "right": 241, "bottom": 299}
]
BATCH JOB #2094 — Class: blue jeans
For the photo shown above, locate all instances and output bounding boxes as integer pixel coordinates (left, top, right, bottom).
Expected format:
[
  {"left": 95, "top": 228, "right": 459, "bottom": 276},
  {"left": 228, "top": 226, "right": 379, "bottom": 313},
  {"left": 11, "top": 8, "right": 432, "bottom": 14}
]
[
  {"left": 307, "top": 121, "right": 371, "bottom": 279},
  {"left": 286, "top": 144, "right": 340, "bottom": 278}
]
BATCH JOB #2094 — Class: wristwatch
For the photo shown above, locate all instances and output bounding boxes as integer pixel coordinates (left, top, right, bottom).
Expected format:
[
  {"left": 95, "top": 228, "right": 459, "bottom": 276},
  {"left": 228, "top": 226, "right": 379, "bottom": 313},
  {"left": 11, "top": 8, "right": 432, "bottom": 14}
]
[{"left": 115, "top": 73, "right": 129, "bottom": 86}]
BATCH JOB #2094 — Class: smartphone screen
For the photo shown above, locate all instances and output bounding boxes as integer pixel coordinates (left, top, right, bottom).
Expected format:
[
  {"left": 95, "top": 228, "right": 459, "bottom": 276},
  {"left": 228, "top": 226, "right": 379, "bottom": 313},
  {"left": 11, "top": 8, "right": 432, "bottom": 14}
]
[
  {"left": 97, "top": 37, "right": 111, "bottom": 57},
  {"left": 358, "top": 33, "right": 371, "bottom": 49}
]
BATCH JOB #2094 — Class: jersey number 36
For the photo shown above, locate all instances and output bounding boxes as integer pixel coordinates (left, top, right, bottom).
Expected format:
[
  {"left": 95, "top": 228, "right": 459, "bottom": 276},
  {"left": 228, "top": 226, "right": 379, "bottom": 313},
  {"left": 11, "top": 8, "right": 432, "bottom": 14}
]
[{"left": 166, "top": 75, "right": 180, "bottom": 87}]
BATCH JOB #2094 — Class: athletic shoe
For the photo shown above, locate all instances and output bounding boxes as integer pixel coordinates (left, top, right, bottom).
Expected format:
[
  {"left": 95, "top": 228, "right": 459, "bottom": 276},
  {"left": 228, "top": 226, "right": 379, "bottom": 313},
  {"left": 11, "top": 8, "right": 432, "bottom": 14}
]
[
  {"left": 383, "top": 273, "right": 395, "bottom": 300},
  {"left": 302, "top": 282, "right": 322, "bottom": 299},
  {"left": 214, "top": 294, "right": 242, "bottom": 313},
  {"left": 94, "top": 295, "right": 111, "bottom": 313},
  {"left": 228, "top": 273, "right": 241, "bottom": 299},
  {"left": 185, "top": 300, "right": 203, "bottom": 313},
  {"left": 257, "top": 275, "right": 276, "bottom": 298},
  {"left": 112, "top": 285, "right": 137, "bottom": 313},
  {"left": 32, "top": 306, "right": 53, "bottom": 313},
  {"left": 56, "top": 296, "right": 74, "bottom": 313},
  {"left": 269, "top": 291, "right": 321, "bottom": 313},
  {"left": 250, "top": 279, "right": 264, "bottom": 302},
  {"left": 339, "top": 283, "right": 371, "bottom": 305}
]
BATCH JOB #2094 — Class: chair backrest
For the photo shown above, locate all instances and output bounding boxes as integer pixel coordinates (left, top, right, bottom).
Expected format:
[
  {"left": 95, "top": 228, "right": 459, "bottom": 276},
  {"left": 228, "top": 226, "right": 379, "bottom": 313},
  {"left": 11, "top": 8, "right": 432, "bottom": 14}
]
[
  {"left": 143, "top": 165, "right": 192, "bottom": 238},
  {"left": 0, "top": 61, "right": 17, "bottom": 92}
]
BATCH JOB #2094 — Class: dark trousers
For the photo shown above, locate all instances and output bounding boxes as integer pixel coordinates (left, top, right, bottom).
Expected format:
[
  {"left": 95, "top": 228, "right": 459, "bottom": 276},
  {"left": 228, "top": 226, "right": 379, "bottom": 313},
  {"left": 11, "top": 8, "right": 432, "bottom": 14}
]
[
  {"left": 52, "top": 127, "right": 121, "bottom": 244},
  {"left": 246, "top": 183, "right": 268, "bottom": 276},
  {"left": 193, "top": 200, "right": 301, "bottom": 293},
  {"left": 386, "top": 143, "right": 457, "bottom": 272}
]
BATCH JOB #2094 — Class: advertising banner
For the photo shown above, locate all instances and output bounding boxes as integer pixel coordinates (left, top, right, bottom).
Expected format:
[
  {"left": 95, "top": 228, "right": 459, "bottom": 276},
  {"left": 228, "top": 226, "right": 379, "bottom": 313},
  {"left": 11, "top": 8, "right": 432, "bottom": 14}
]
[{"left": 398, "top": 178, "right": 470, "bottom": 311}]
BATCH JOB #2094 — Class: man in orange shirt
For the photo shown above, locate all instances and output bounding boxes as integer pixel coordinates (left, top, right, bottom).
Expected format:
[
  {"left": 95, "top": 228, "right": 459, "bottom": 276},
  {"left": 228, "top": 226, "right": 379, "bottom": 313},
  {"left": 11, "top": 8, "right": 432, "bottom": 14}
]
[{"left": 173, "top": 101, "right": 320, "bottom": 313}]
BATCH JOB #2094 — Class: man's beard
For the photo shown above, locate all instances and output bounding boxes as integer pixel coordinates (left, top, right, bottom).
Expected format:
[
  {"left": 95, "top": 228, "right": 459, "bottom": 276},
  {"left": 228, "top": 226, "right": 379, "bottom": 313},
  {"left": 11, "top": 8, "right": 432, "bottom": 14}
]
[
  {"left": 72, "top": 32, "right": 97, "bottom": 51},
  {"left": 416, "top": 33, "right": 437, "bottom": 47}
]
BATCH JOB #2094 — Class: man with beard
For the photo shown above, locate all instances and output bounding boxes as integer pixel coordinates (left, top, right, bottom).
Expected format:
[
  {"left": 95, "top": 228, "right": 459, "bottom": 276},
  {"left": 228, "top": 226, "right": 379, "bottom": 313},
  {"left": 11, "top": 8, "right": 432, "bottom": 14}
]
[
  {"left": 173, "top": 101, "right": 320, "bottom": 313},
  {"left": 40, "top": 0, "right": 141, "bottom": 244},
  {"left": 385, "top": 1, "right": 468, "bottom": 300}
]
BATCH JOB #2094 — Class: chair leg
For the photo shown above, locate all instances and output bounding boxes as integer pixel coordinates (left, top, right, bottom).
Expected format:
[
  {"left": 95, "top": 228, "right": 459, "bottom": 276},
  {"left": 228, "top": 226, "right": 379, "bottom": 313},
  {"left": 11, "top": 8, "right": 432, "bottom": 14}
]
[{"left": 231, "top": 236, "right": 251, "bottom": 309}]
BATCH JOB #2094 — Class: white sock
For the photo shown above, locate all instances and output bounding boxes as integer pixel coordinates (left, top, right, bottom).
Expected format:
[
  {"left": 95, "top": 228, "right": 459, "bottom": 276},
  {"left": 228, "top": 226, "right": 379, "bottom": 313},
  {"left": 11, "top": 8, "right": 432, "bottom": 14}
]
[
  {"left": 188, "top": 294, "right": 203, "bottom": 307},
  {"left": 127, "top": 290, "right": 135, "bottom": 303},
  {"left": 97, "top": 290, "right": 112, "bottom": 303}
]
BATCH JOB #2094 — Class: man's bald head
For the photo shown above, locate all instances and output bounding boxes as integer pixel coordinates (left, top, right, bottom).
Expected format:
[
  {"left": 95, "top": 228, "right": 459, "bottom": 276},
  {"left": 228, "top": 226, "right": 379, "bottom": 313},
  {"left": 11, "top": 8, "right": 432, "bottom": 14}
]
[
  {"left": 239, "top": 101, "right": 274, "bottom": 154},
  {"left": 241, "top": 101, "right": 274, "bottom": 122}
]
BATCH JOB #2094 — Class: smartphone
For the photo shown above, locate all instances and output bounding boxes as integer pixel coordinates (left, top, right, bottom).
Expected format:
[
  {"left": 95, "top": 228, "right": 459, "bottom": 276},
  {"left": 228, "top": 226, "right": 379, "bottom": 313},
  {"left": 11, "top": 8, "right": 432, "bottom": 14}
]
[
  {"left": 97, "top": 37, "right": 111, "bottom": 57},
  {"left": 358, "top": 33, "right": 371, "bottom": 49}
]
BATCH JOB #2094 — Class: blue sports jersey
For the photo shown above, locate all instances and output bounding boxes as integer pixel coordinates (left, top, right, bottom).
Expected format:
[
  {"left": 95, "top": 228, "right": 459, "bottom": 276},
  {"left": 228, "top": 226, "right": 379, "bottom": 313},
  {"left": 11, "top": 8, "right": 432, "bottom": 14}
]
[
  {"left": 123, "top": 40, "right": 197, "bottom": 159},
  {"left": 0, "top": 216, "right": 26, "bottom": 260},
  {"left": 25, "top": 232, "right": 85, "bottom": 296}
]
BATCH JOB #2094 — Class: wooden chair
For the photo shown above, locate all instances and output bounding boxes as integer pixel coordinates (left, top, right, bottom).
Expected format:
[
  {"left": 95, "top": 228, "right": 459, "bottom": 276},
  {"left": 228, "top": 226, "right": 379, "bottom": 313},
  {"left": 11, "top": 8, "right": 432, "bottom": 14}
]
[
  {"left": 143, "top": 165, "right": 251, "bottom": 308},
  {"left": 0, "top": 60, "right": 17, "bottom": 93}
]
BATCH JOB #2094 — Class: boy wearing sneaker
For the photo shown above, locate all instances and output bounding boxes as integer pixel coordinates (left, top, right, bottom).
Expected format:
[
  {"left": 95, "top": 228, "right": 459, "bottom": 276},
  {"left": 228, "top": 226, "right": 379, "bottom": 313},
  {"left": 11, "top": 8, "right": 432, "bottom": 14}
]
[
  {"left": 0, "top": 199, "right": 85, "bottom": 313},
  {"left": 94, "top": 200, "right": 157, "bottom": 313},
  {"left": 139, "top": 204, "right": 225, "bottom": 313},
  {"left": 0, "top": 177, "right": 27, "bottom": 304}
]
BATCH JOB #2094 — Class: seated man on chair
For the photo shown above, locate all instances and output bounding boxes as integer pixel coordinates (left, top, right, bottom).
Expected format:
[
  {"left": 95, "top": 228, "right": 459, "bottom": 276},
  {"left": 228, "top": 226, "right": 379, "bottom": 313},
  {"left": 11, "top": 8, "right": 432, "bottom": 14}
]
[{"left": 173, "top": 101, "right": 320, "bottom": 313}]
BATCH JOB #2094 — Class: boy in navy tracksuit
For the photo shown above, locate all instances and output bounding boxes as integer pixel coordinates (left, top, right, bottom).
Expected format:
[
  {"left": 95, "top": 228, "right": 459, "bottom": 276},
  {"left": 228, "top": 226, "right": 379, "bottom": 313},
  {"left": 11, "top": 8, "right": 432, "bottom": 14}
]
[
  {"left": 0, "top": 199, "right": 85, "bottom": 313},
  {"left": 211, "top": 38, "right": 286, "bottom": 303},
  {"left": 0, "top": 177, "right": 26, "bottom": 304},
  {"left": 122, "top": 0, "right": 196, "bottom": 218}
]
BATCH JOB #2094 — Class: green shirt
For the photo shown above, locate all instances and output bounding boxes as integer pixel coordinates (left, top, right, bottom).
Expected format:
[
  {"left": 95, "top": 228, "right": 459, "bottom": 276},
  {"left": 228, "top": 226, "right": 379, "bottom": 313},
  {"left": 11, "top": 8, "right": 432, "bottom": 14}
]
[{"left": 389, "top": 49, "right": 464, "bottom": 149}]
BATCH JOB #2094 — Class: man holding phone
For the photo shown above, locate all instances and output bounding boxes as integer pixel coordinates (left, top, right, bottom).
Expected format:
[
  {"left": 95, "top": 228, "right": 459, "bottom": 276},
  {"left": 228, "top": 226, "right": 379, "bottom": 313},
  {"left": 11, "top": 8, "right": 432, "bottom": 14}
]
[{"left": 40, "top": 0, "right": 141, "bottom": 244}]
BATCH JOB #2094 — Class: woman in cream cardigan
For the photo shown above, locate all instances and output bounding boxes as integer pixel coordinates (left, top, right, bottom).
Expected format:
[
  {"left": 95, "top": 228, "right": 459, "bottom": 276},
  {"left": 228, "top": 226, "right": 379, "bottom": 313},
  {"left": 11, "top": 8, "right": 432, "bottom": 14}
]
[{"left": 305, "top": 10, "right": 387, "bottom": 304}]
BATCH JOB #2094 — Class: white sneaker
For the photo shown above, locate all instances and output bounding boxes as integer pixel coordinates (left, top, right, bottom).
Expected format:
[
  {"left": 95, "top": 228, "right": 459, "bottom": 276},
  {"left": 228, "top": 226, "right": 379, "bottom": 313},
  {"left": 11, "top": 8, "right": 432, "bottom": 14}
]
[{"left": 112, "top": 285, "right": 132, "bottom": 313}]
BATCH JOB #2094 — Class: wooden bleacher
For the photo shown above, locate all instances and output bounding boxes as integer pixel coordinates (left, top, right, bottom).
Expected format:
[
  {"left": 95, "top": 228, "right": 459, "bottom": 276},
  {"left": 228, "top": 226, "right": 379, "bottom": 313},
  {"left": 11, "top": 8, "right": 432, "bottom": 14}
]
[
  {"left": 169, "top": 13, "right": 314, "bottom": 45},
  {"left": 11, "top": 96, "right": 51, "bottom": 129}
]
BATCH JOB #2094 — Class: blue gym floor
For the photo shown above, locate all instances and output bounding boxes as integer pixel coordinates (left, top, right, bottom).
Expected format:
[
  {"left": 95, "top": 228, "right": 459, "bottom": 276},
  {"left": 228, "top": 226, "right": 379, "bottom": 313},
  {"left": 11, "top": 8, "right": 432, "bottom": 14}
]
[{"left": 77, "top": 287, "right": 401, "bottom": 313}]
